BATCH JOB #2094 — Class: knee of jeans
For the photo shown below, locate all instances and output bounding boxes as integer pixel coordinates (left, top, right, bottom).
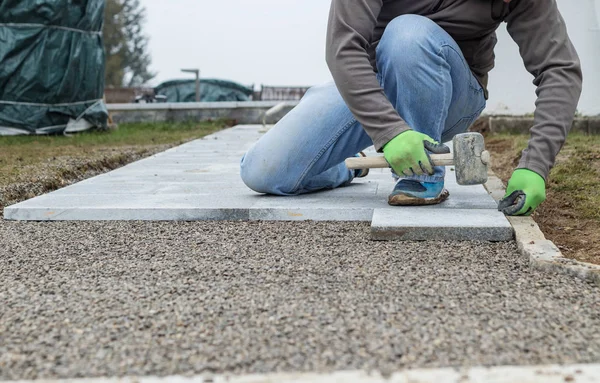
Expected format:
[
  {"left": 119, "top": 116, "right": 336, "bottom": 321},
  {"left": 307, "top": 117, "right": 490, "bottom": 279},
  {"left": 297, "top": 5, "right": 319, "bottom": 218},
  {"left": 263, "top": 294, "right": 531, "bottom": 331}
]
[
  {"left": 240, "top": 151, "right": 296, "bottom": 195},
  {"left": 240, "top": 152, "right": 269, "bottom": 194},
  {"left": 376, "top": 15, "right": 440, "bottom": 67}
]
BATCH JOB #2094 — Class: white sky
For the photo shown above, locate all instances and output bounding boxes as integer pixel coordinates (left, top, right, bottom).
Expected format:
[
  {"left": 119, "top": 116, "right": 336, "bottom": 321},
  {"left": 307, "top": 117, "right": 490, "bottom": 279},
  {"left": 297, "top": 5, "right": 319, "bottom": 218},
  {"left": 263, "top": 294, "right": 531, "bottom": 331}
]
[
  {"left": 144, "top": 0, "right": 333, "bottom": 88},
  {"left": 142, "top": 0, "right": 600, "bottom": 114}
]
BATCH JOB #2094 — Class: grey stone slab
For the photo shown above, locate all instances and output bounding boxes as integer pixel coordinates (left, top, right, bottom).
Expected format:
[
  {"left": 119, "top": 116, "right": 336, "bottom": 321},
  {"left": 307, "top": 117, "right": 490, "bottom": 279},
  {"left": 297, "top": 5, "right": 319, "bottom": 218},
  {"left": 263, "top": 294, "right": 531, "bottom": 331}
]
[
  {"left": 163, "top": 150, "right": 247, "bottom": 156},
  {"left": 47, "top": 181, "right": 250, "bottom": 196},
  {"left": 250, "top": 182, "right": 382, "bottom": 210},
  {"left": 143, "top": 157, "right": 244, "bottom": 164},
  {"left": 129, "top": 163, "right": 244, "bottom": 172},
  {"left": 168, "top": 142, "right": 249, "bottom": 149},
  {"left": 4, "top": 194, "right": 256, "bottom": 221},
  {"left": 88, "top": 174, "right": 243, "bottom": 183},
  {"left": 249, "top": 208, "right": 373, "bottom": 221},
  {"left": 5, "top": 193, "right": 257, "bottom": 208},
  {"left": 140, "top": 153, "right": 244, "bottom": 159},
  {"left": 4, "top": 207, "right": 248, "bottom": 221},
  {"left": 69, "top": 173, "right": 244, "bottom": 187},
  {"left": 371, "top": 208, "right": 513, "bottom": 241},
  {"left": 4, "top": 124, "right": 507, "bottom": 231},
  {"left": 107, "top": 163, "right": 240, "bottom": 176}
]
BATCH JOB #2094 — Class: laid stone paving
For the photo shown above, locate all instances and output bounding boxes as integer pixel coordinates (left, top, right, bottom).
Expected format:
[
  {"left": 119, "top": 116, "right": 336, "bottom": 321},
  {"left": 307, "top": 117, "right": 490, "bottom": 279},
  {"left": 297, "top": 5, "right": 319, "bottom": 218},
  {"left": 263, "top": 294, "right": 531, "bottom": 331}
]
[{"left": 3, "top": 125, "right": 512, "bottom": 241}]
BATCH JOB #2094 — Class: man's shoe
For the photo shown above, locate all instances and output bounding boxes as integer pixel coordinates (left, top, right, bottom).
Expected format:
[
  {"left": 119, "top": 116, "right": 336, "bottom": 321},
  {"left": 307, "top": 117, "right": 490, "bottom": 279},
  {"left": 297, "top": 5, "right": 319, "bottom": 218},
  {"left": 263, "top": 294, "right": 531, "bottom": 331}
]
[
  {"left": 388, "top": 179, "right": 449, "bottom": 206},
  {"left": 353, "top": 152, "right": 369, "bottom": 178}
]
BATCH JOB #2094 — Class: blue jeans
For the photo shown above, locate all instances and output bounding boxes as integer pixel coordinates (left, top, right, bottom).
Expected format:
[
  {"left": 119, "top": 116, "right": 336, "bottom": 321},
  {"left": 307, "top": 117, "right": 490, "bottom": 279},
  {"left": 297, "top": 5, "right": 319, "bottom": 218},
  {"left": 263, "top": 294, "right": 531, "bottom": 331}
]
[{"left": 241, "top": 15, "right": 486, "bottom": 196}]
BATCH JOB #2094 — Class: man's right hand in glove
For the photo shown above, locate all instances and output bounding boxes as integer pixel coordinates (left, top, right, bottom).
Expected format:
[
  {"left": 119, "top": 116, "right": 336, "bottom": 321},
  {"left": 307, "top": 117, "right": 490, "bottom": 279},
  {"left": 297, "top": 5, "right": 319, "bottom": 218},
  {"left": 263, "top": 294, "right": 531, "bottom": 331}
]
[{"left": 382, "top": 131, "right": 438, "bottom": 177}]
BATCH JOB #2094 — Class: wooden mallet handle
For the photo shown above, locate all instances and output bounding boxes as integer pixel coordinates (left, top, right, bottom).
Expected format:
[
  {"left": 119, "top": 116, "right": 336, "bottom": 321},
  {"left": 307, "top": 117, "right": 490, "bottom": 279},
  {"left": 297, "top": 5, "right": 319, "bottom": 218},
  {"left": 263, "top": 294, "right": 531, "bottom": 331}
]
[{"left": 345, "top": 153, "right": 454, "bottom": 169}]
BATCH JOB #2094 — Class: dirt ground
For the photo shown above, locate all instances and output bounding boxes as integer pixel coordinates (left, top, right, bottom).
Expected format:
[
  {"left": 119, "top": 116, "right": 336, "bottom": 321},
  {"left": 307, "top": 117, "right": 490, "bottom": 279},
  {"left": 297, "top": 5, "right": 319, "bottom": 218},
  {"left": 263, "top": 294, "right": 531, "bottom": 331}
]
[{"left": 485, "top": 133, "right": 600, "bottom": 265}]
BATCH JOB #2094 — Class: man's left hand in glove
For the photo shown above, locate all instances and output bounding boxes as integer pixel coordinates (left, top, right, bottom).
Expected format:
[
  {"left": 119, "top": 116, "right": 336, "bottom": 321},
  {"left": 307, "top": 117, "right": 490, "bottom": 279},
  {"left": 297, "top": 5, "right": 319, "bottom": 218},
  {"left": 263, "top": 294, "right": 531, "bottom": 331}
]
[{"left": 498, "top": 169, "right": 546, "bottom": 216}]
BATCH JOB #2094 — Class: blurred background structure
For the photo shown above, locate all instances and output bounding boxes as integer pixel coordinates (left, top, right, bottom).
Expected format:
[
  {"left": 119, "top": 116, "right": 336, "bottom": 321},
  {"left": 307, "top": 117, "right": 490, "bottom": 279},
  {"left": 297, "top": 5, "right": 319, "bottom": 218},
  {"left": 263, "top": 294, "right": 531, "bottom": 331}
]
[
  {"left": 1, "top": 0, "right": 598, "bottom": 136},
  {"left": 0, "top": 0, "right": 109, "bottom": 135},
  {"left": 487, "top": 0, "right": 600, "bottom": 115},
  {"left": 104, "top": 0, "right": 600, "bottom": 113}
]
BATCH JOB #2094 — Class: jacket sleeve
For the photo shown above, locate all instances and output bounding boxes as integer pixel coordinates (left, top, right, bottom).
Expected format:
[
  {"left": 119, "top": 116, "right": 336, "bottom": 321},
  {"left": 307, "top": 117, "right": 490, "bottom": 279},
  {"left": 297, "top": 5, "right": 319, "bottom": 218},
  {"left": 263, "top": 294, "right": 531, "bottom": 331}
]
[
  {"left": 326, "top": 0, "right": 410, "bottom": 151},
  {"left": 505, "top": 0, "right": 583, "bottom": 180}
]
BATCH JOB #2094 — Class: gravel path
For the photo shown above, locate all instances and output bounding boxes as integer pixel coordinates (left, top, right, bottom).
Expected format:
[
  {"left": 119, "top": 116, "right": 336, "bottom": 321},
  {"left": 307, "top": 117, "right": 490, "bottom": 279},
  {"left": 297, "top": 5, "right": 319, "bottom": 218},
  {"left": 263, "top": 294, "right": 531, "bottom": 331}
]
[{"left": 1, "top": 220, "right": 599, "bottom": 380}]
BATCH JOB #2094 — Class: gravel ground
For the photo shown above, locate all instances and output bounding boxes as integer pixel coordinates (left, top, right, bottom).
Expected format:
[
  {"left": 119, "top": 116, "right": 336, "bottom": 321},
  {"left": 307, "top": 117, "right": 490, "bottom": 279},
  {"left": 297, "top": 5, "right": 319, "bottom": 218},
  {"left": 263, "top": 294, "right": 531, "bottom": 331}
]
[{"left": 0, "top": 220, "right": 599, "bottom": 380}]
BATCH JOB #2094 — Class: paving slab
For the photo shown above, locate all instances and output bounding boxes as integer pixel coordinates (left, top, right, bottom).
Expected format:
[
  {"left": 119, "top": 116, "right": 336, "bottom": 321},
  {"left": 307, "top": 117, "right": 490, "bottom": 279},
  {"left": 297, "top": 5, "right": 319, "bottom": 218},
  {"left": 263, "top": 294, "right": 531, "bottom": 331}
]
[
  {"left": 3, "top": 194, "right": 254, "bottom": 221},
  {"left": 371, "top": 208, "right": 514, "bottom": 241},
  {"left": 4, "top": 125, "right": 511, "bottom": 240},
  {"left": 46, "top": 182, "right": 249, "bottom": 196}
]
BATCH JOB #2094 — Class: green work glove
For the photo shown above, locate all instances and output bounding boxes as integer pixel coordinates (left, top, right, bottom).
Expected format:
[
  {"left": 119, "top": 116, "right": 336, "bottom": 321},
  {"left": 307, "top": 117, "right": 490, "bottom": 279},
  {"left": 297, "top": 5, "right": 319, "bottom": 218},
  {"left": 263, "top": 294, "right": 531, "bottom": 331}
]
[
  {"left": 383, "top": 131, "right": 439, "bottom": 177},
  {"left": 498, "top": 169, "right": 546, "bottom": 216}
]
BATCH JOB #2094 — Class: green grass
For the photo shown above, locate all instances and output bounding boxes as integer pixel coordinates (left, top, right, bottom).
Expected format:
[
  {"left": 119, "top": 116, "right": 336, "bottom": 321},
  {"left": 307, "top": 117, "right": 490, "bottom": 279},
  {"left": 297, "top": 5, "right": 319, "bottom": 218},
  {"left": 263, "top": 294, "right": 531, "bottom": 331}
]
[
  {"left": 0, "top": 120, "right": 226, "bottom": 148},
  {"left": 0, "top": 120, "right": 228, "bottom": 187},
  {"left": 492, "top": 133, "right": 600, "bottom": 220},
  {"left": 549, "top": 136, "right": 600, "bottom": 220}
]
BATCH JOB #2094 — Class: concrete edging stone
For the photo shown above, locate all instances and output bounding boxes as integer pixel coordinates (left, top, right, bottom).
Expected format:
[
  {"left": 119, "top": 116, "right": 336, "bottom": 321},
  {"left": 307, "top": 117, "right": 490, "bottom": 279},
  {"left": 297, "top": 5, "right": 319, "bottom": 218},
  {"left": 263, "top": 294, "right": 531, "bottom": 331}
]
[
  {"left": 484, "top": 174, "right": 600, "bottom": 286},
  {"left": 4, "top": 364, "right": 600, "bottom": 383}
]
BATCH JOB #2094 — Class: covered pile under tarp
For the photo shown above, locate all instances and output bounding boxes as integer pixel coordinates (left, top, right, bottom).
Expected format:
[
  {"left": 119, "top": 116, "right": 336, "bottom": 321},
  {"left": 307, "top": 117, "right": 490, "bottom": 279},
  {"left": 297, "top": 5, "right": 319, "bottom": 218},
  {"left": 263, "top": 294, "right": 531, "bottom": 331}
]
[
  {"left": 0, "top": 0, "right": 108, "bottom": 135},
  {"left": 154, "top": 79, "right": 253, "bottom": 103}
]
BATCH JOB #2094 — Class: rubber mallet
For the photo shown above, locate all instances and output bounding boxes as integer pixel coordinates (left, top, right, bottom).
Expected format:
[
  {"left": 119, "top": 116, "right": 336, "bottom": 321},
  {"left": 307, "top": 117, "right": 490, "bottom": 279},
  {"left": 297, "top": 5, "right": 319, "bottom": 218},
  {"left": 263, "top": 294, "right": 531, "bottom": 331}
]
[{"left": 345, "top": 132, "right": 491, "bottom": 186}]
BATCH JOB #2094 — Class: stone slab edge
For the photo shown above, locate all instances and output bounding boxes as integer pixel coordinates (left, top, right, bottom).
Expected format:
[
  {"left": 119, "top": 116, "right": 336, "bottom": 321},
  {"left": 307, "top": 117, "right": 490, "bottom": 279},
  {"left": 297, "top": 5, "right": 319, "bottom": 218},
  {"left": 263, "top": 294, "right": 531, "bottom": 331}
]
[
  {"left": 484, "top": 174, "right": 600, "bottom": 286},
  {"left": 371, "top": 225, "right": 514, "bottom": 242},
  {"left": 370, "top": 208, "right": 514, "bottom": 242},
  {"left": 5, "top": 364, "right": 600, "bottom": 383}
]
